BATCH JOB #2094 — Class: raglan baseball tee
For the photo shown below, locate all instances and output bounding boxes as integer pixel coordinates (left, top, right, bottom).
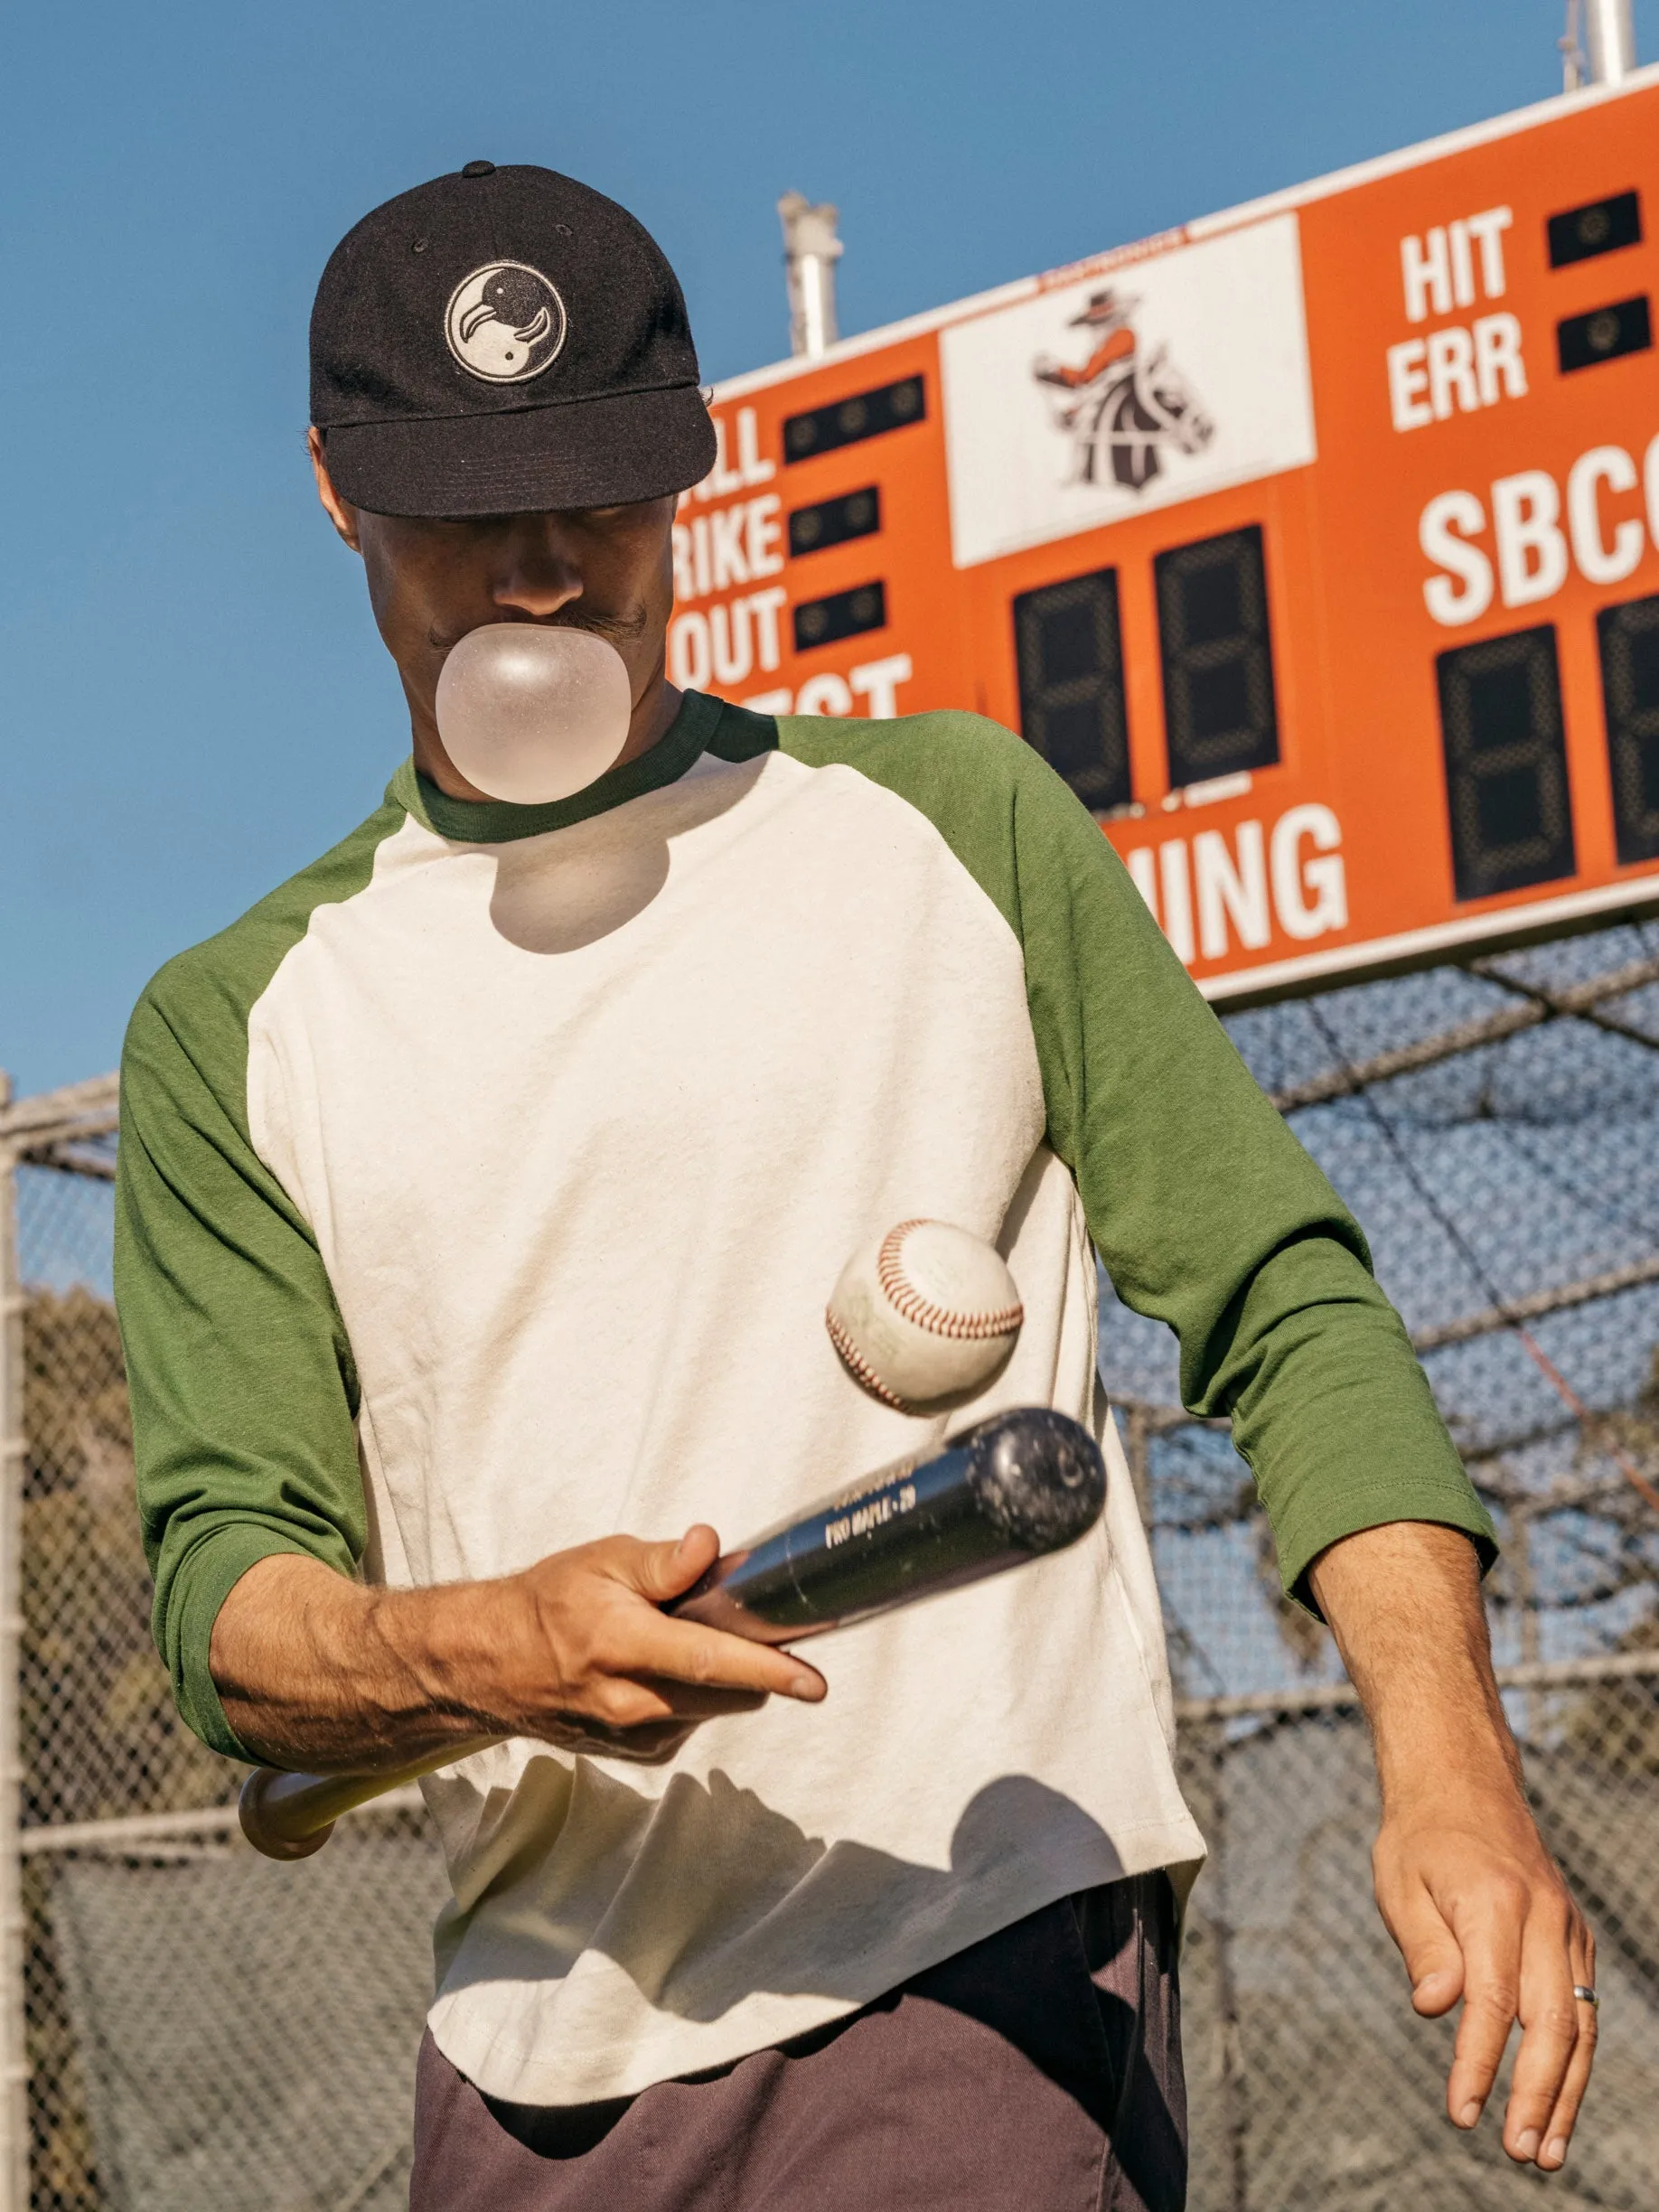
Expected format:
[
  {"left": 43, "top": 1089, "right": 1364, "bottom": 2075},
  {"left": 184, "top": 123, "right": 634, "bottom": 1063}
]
[{"left": 117, "top": 693, "right": 1495, "bottom": 2105}]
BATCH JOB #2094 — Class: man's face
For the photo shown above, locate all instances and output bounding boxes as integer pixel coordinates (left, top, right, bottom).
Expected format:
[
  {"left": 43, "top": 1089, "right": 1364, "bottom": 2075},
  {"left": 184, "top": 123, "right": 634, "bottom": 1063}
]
[{"left": 308, "top": 429, "right": 679, "bottom": 797}]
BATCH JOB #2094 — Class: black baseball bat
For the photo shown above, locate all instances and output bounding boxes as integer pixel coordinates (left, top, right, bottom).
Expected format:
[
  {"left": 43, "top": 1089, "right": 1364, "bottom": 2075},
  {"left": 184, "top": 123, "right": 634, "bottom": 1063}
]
[
  {"left": 239, "top": 1406, "right": 1103, "bottom": 1858},
  {"left": 669, "top": 1406, "right": 1106, "bottom": 1641}
]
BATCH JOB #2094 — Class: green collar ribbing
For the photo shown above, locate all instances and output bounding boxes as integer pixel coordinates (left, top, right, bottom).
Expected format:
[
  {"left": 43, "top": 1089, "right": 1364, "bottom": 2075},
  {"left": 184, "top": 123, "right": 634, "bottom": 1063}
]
[{"left": 389, "top": 688, "right": 734, "bottom": 846}]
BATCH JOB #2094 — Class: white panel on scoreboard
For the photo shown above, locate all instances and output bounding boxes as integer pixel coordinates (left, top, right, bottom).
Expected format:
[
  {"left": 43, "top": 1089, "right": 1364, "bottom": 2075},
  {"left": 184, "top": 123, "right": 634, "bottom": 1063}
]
[{"left": 939, "top": 211, "right": 1318, "bottom": 568}]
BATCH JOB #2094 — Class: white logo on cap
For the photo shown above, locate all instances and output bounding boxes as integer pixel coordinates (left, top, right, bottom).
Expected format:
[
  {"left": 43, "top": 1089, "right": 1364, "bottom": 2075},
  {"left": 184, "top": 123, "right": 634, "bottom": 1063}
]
[{"left": 445, "top": 261, "right": 567, "bottom": 384}]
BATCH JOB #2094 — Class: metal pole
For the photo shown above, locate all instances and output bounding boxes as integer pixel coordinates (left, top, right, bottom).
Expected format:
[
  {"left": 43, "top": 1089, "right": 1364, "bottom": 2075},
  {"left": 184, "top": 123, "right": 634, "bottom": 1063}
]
[
  {"left": 1122, "top": 1401, "right": 1154, "bottom": 1536},
  {"left": 777, "top": 192, "right": 843, "bottom": 359},
  {"left": 0, "top": 1078, "right": 29, "bottom": 2212},
  {"left": 1584, "top": 0, "right": 1636, "bottom": 79},
  {"left": 1506, "top": 1503, "right": 1539, "bottom": 1747},
  {"left": 1189, "top": 1718, "right": 1249, "bottom": 2212},
  {"left": 1561, "top": 0, "right": 1588, "bottom": 87}
]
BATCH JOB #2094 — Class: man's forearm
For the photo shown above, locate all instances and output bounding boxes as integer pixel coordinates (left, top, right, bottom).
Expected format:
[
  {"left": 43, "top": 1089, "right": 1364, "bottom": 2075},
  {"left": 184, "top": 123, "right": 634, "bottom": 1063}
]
[
  {"left": 1307, "top": 1519, "right": 1521, "bottom": 1806},
  {"left": 210, "top": 1554, "right": 520, "bottom": 1772}
]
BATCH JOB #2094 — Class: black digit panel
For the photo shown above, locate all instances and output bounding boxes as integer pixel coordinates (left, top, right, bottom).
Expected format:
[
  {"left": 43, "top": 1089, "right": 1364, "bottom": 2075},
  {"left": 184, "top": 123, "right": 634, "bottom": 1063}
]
[
  {"left": 1547, "top": 189, "right": 1642, "bottom": 268},
  {"left": 1437, "top": 626, "right": 1575, "bottom": 901},
  {"left": 1013, "top": 569, "right": 1130, "bottom": 813},
  {"left": 792, "top": 581, "right": 886, "bottom": 652},
  {"left": 1556, "top": 295, "right": 1653, "bottom": 372},
  {"left": 783, "top": 375, "right": 925, "bottom": 463},
  {"left": 788, "top": 485, "right": 881, "bottom": 558},
  {"left": 1155, "top": 525, "right": 1280, "bottom": 787},
  {"left": 1598, "top": 592, "right": 1659, "bottom": 866}
]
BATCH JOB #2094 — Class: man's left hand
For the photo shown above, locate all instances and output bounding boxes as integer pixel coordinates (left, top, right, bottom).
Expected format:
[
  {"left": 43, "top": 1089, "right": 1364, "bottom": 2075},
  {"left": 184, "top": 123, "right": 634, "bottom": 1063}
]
[
  {"left": 1308, "top": 1520, "right": 1597, "bottom": 2172},
  {"left": 1373, "top": 1773, "right": 1596, "bottom": 2170}
]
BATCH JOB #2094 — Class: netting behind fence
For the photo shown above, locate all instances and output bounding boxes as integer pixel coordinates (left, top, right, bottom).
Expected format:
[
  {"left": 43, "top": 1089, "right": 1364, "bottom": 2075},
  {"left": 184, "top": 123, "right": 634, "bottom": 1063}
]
[{"left": 8, "top": 920, "right": 1659, "bottom": 2207}]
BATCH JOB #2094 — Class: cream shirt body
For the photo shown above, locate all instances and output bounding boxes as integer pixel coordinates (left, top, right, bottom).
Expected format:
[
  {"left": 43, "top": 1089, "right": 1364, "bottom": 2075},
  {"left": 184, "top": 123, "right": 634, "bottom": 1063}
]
[{"left": 244, "top": 746, "right": 1201, "bottom": 2103}]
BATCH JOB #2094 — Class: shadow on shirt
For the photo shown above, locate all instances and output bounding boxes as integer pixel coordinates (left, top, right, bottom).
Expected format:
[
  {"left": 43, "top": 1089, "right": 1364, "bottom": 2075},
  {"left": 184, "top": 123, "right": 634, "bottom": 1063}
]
[
  {"left": 433, "top": 1762, "right": 1127, "bottom": 2025},
  {"left": 482, "top": 755, "right": 769, "bottom": 956}
]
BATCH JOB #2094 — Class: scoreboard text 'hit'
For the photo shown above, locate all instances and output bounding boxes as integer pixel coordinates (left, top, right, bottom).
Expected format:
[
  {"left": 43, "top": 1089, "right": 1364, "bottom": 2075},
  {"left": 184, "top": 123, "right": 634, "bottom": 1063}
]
[{"left": 677, "top": 68, "right": 1659, "bottom": 1002}]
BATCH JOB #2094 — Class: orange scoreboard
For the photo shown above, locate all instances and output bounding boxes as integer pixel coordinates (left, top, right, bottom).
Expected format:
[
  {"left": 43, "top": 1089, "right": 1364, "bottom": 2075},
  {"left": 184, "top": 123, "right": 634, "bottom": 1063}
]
[{"left": 673, "top": 68, "right": 1659, "bottom": 1002}]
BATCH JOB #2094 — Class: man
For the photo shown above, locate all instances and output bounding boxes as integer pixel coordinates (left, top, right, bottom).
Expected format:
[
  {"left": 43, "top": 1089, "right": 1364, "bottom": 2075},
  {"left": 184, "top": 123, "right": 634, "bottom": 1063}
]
[
  {"left": 1034, "top": 286, "right": 1140, "bottom": 390},
  {"left": 116, "top": 164, "right": 1596, "bottom": 2207}
]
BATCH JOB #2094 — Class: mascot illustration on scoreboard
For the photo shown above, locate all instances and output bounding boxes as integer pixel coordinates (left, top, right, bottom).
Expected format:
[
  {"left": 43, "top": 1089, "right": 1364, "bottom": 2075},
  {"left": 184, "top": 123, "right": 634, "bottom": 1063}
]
[{"left": 1034, "top": 287, "right": 1214, "bottom": 492}]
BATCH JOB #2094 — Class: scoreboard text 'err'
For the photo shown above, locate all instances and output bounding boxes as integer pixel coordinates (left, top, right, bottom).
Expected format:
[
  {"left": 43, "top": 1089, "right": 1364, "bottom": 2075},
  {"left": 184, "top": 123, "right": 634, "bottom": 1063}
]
[{"left": 677, "top": 68, "right": 1659, "bottom": 1001}]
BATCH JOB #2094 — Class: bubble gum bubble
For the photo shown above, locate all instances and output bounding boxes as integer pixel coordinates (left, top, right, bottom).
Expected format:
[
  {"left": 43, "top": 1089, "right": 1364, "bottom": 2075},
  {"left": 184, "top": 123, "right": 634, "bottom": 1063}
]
[{"left": 435, "top": 624, "right": 632, "bottom": 804}]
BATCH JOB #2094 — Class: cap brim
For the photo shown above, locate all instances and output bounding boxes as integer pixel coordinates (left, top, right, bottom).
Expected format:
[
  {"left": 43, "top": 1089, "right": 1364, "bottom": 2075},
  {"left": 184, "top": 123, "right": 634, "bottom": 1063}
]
[{"left": 323, "top": 384, "right": 717, "bottom": 517}]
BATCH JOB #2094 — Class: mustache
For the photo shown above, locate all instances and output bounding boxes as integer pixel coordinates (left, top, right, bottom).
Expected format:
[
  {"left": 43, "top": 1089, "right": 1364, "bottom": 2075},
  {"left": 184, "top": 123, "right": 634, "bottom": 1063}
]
[{"left": 428, "top": 605, "right": 648, "bottom": 654}]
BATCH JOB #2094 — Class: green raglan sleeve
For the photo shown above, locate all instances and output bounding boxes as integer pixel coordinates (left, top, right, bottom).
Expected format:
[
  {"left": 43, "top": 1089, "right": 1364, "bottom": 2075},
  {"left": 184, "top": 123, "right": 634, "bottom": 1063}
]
[
  {"left": 785, "top": 709, "right": 1495, "bottom": 1600},
  {"left": 116, "top": 972, "right": 367, "bottom": 1760}
]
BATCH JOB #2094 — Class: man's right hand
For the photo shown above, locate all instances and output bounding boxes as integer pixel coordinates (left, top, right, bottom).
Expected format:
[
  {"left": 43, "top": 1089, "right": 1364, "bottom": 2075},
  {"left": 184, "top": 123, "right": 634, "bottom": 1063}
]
[
  {"left": 209, "top": 1530, "right": 826, "bottom": 1776},
  {"left": 492, "top": 1527, "right": 827, "bottom": 1762}
]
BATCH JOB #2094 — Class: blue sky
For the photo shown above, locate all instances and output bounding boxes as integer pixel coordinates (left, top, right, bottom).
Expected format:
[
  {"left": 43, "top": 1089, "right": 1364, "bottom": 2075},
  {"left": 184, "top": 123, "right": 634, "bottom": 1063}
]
[{"left": 0, "top": 0, "right": 1620, "bottom": 1094}]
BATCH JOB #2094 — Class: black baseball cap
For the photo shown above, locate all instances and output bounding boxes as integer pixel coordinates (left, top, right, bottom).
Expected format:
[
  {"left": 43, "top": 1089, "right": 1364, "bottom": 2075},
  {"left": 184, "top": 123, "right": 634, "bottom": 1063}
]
[{"left": 310, "top": 163, "right": 717, "bottom": 517}]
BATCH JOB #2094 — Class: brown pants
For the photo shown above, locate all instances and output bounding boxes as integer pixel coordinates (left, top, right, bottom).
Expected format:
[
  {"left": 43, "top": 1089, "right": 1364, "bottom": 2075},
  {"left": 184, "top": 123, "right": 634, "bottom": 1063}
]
[{"left": 411, "top": 1872, "right": 1186, "bottom": 2211}]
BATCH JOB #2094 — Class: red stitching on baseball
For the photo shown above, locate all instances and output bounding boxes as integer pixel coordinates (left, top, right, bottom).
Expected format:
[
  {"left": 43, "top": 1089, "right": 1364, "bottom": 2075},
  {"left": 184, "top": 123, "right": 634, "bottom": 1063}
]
[
  {"left": 876, "top": 1221, "right": 1024, "bottom": 1341},
  {"left": 825, "top": 1304, "right": 912, "bottom": 1410}
]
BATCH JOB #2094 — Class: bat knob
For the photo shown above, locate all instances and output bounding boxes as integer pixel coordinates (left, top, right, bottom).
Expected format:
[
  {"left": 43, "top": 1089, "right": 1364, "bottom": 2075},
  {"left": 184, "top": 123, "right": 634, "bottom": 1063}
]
[{"left": 239, "top": 1767, "right": 338, "bottom": 1861}]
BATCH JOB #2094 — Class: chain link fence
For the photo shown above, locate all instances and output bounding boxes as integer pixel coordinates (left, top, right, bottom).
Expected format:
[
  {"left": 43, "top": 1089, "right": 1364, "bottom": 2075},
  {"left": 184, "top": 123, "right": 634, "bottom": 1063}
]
[{"left": 4, "top": 918, "right": 1658, "bottom": 2207}]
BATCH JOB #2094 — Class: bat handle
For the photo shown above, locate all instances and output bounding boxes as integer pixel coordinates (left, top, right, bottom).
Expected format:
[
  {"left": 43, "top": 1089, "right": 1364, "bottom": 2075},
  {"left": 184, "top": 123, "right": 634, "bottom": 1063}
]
[{"left": 238, "top": 1736, "right": 506, "bottom": 1861}]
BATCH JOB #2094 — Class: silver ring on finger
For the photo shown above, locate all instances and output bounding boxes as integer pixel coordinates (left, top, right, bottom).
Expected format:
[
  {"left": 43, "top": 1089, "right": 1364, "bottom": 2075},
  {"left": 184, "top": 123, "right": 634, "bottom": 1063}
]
[{"left": 1572, "top": 1984, "right": 1598, "bottom": 2008}]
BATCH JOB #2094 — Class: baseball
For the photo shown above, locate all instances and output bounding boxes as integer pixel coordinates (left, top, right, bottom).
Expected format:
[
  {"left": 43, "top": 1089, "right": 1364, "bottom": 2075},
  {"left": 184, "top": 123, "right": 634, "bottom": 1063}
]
[{"left": 826, "top": 1219, "right": 1024, "bottom": 1411}]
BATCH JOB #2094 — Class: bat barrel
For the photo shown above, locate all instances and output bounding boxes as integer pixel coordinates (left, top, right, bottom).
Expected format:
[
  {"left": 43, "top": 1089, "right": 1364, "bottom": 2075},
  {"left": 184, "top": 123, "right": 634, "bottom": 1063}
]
[{"left": 670, "top": 1406, "right": 1104, "bottom": 1644}]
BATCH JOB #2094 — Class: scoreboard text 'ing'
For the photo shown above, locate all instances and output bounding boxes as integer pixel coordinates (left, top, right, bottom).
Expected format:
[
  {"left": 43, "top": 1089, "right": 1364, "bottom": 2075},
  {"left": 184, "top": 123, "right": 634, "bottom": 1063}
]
[{"left": 676, "top": 68, "right": 1659, "bottom": 1001}]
